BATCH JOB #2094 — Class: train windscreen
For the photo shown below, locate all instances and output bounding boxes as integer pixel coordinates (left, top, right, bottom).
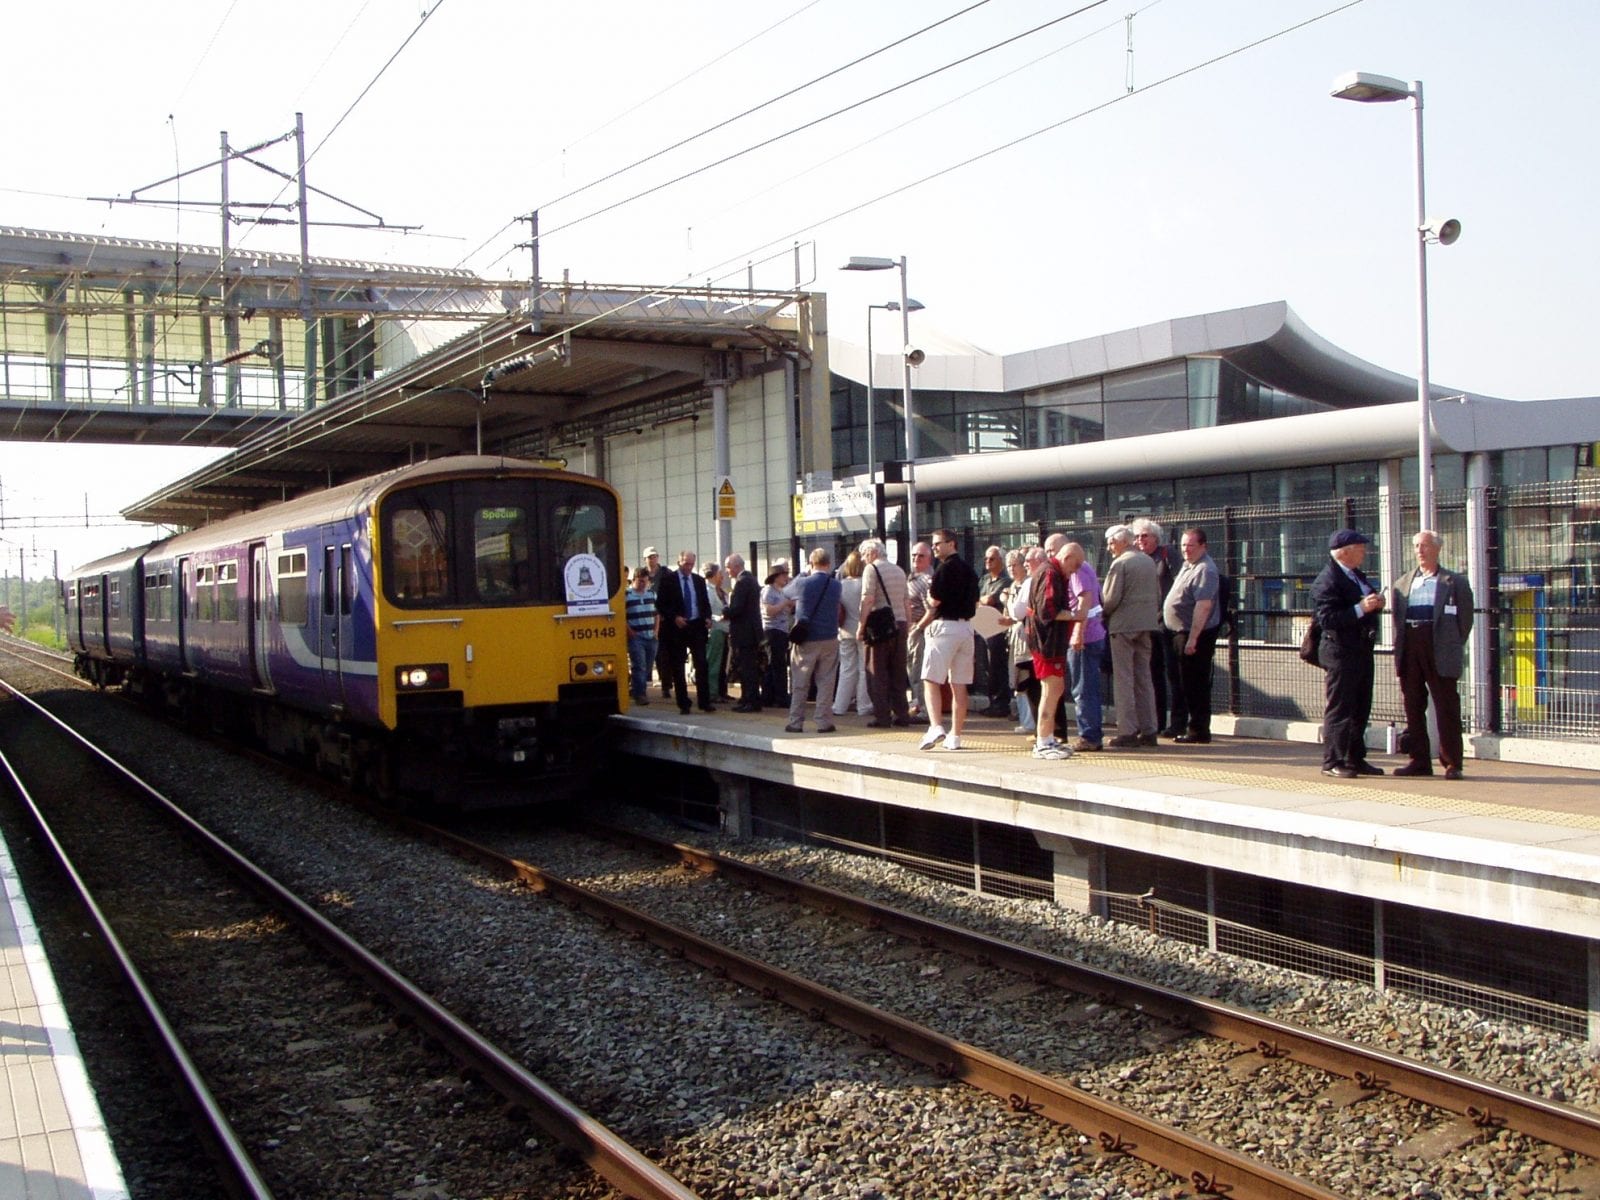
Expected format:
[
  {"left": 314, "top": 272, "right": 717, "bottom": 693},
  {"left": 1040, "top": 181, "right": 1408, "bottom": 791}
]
[{"left": 382, "top": 476, "right": 620, "bottom": 608}]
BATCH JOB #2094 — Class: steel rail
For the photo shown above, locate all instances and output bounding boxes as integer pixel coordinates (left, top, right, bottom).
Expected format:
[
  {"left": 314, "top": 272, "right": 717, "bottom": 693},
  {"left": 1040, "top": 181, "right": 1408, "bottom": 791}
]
[
  {"left": 0, "top": 682, "right": 700, "bottom": 1200},
  {"left": 0, "top": 741, "right": 275, "bottom": 1200},
  {"left": 596, "top": 821, "right": 1600, "bottom": 1162},
  {"left": 397, "top": 814, "right": 1347, "bottom": 1200},
  {"left": 0, "top": 640, "right": 90, "bottom": 688}
]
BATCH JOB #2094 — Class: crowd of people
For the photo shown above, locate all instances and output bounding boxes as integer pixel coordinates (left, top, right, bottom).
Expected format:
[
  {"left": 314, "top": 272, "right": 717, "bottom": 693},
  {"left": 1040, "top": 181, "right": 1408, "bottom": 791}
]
[{"left": 623, "top": 522, "right": 1471, "bottom": 778}]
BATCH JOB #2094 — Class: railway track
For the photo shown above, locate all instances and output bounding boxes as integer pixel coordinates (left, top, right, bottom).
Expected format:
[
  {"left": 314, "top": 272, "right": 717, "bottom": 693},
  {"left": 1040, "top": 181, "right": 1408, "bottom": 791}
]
[
  {"left": 6, "top": 645, "right": 1596, "bottom": 1197},
  {"left": 457, "top": 815, "right": 1600, "bottom": 1200},
  {"left": 0, "top": 675, "right": 697, "bottom": 1200}
]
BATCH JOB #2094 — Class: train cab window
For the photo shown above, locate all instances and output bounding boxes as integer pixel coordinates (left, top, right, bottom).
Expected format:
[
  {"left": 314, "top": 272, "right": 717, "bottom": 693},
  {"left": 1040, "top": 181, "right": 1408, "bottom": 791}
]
[
  {"left": 548, "top": 493, "right": 617, "bottom": 593},
  {"left": 277, "top": 551, "right": 308, "bottom": 625},
  {"left": 217, "top": 562, "right": 239, "bottom": 623},
  {"left": 386, "top": 489, "right": 451, "bottom": 602},
  {"left": 381, "top": 476, "right": 618, "bottom": 608},
  {"left": 473, "top": 505, "right": 532, "bottom": 602}
]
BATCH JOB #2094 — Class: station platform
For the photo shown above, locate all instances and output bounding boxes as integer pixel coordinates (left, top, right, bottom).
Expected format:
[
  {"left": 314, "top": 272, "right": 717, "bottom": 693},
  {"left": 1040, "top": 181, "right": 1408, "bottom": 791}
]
[
  {"left": 0, "top": 827, "right": 127, "bottom": 1200},
  {"left": 611, "top": 705, "right": 1600, "bottom": 944}
]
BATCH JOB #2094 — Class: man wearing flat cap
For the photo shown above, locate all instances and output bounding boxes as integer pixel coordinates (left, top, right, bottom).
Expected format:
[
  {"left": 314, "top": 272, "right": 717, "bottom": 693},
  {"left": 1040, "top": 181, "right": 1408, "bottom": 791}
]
[{"left": 1311, "top": 529, "right": 1386, "bottom": 779}]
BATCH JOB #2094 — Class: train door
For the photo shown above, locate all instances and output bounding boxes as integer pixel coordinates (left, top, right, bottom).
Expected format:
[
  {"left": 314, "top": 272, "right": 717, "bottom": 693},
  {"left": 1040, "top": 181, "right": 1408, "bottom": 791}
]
[
  {"left": 318, "top": 534, "right": 349, "bottom": 711},
  {"left": 249, "top": 543, "right": 271, "bottom": 691},
  {"left": 177, "top": 557, "right": 192, "bottom": 672},
  {"left": 95, "top": 573, "right": 110, "bottom": 655}
]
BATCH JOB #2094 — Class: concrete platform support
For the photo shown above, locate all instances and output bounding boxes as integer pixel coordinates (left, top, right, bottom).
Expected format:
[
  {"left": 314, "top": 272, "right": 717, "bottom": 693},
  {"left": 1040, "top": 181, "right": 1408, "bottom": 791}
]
[
  {"left": 1034, "top": 833, "right": 1102, "bottom": 915},
  {"left": 711, "top": 769, "right": 753, "bottom": 839},
  {"left": 1590, "top": 940, "right": 1599, "bottom": 1047}
]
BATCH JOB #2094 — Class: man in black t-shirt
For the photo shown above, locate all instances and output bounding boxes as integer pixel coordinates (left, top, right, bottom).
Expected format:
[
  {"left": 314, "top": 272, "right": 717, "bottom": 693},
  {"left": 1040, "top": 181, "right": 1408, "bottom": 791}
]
[{"left": 911, "top": 528, "right": 981, "bottom": 751}]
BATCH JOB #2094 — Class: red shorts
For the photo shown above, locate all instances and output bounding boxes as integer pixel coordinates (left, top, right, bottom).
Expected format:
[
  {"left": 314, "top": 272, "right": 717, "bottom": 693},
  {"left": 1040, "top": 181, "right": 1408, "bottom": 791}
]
[{"left": 1032, "top": 651, "right": 1066, "bottom": 680}]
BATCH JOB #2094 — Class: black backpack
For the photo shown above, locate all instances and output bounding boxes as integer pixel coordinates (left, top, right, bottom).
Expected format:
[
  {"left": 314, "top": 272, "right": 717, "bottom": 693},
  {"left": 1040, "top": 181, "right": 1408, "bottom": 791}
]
[{"left": 1215, "top": 572, "right": 1235, "bottom": 635}]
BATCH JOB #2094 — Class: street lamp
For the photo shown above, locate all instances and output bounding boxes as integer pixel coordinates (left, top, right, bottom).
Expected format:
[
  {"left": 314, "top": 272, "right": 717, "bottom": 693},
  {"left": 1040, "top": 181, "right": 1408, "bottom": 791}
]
[
  {"left": 865, "top": 298, "right": 924, "bottom": 516},
  {"left": 843, "top": 255, "right": 922, "bottom": 546},
  {"left": 1331, "top": 70, "right": 1461, "bottom": 531}
]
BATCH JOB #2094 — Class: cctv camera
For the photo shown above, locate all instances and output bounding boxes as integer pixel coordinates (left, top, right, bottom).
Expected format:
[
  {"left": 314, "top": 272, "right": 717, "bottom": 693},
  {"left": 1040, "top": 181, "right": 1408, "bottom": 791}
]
[
  {"left": 904, "top": 345, "right": 926, "bottom": 367},
  {"left": 1424, "top": 217, "right": 1461, "bottom": 246}
]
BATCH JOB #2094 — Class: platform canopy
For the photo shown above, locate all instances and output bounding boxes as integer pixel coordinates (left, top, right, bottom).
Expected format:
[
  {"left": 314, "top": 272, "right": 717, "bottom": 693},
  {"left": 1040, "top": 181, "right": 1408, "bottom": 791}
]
[{"left": 123, "top": 283, "right": 810, "bottom": 526}]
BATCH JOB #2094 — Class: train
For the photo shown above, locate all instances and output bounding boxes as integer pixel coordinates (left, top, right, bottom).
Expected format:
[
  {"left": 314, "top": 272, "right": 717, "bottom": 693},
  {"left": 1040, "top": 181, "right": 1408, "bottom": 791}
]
[{"left": 63, "top": 455, "right": 626, "bottom": 805}]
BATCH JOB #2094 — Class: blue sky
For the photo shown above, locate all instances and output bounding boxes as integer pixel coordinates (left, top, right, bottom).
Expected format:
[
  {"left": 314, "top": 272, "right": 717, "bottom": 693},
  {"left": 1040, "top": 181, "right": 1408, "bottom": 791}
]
[{"left": 4, "top": 0, "right": 1596, "bottom": 568}]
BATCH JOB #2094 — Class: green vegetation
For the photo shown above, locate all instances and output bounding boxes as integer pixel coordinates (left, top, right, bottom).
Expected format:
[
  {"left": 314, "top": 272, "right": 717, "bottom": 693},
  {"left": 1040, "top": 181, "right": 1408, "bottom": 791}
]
[{"left": 1, "top": 575, "right": 65, "bottom": 651}]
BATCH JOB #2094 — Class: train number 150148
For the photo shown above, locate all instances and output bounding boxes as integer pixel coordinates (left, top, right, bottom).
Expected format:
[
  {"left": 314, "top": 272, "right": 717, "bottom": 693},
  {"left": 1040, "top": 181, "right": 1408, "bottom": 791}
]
[{"left": 568, "top": 624, "right": 618, "bottom": 640}]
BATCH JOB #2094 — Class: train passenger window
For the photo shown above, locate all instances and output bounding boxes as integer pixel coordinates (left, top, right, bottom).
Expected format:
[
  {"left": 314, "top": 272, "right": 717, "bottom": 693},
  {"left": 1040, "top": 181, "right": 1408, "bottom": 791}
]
[
  {"left": 144, "top": 573, "right": 165, "bottom": 623},
  {"left": 216, "top": 562, "right": 239, "bottom": 623},
  {"left": 341, "top": 546, "right": 356, "bottom": 616},
  {"left": 472, "top": 505, "right": 532, "bottom": 601},
  {"left": 197, "top": 565, "right": 215, "bottom": 622},
  {"left": 277, "top": 551, "right": 308, "bottom": 626},
  {"left": 386, "top": 490, "right": 451, "bottom": 603}
]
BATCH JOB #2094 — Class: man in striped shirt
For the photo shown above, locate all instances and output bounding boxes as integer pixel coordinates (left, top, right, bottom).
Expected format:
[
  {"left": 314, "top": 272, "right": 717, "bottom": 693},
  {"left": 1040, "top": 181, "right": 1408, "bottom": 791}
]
[{"left": 624, "top": 568, "right": 659, "bottom": 705}]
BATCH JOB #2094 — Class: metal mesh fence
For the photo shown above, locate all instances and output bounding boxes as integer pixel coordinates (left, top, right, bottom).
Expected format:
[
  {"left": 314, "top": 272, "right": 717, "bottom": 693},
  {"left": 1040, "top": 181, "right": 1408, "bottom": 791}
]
[{"left": 1101, "top": 890, "right": 1588, "bottom": 1037}]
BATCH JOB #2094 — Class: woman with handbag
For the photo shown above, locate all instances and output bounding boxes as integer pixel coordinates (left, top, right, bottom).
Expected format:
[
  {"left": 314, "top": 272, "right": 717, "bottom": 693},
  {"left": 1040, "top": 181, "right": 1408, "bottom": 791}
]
[
  {"left": 786, "top": 547, "right": 843, "bottom": 733},
  {"left": 856, "top": 538, "right": 910, "bottom": 727}
]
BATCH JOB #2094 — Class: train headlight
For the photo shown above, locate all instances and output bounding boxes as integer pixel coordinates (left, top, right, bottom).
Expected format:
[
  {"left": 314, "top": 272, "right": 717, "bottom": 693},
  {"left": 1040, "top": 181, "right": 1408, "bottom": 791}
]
[
  {"left": 569, "top": 657, "right": 617, "bottom": 682},
  {"left": 396, "top": 663, "right": 449, "bottom": 690}
]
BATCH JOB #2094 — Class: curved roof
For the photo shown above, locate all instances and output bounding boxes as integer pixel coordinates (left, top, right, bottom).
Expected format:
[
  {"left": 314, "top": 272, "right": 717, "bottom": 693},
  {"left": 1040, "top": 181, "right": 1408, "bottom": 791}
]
[
  {"left": 884, "top": 394, "right": 1600, "bottom": 500},
  {"left": 838, "top": 301, "right": 1497, "bottom": 410}
]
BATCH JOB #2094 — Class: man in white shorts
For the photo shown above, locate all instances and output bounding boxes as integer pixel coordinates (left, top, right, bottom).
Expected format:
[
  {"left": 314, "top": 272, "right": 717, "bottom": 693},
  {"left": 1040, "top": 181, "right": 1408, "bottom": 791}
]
[{"left": 912, "top": 528, "right": 981, "bottom": 750}]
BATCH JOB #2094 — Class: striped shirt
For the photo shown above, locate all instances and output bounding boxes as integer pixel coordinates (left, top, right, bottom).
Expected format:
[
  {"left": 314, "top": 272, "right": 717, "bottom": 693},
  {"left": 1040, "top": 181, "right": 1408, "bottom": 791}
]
[
  {"left": 860, "top": 559, "right": 910, "bottom": 624},
  {"left": 625, "top": 587, "right": 657, "bottom": 636}
]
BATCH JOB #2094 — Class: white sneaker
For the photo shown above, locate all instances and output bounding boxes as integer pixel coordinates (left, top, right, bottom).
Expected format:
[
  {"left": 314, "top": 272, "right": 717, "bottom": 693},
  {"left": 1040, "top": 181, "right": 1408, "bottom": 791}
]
[
  {"left": 919, "top": 725, "right": 946, "bottom": 750},
  {"left": 1012, "top": 724, "right": 1032, "bottom": 735},
  {"left": 943, "top": 732, "right": 962, "bottom": 751},
  {"left": 1032, "top": 739, "right": 1073, "bottom": 761}
]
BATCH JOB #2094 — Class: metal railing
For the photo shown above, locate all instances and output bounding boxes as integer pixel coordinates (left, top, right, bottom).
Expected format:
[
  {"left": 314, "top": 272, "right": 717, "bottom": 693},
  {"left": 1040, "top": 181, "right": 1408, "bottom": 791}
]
[{"left": 944, "top": 479, "right": 1600, "bottom": 742}]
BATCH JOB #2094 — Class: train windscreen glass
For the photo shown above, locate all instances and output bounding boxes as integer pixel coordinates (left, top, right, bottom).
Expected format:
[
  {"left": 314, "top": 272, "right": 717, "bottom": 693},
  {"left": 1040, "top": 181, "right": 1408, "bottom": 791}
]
[{"left": 383, "top": 477, "right": 618, "bottom": 608}]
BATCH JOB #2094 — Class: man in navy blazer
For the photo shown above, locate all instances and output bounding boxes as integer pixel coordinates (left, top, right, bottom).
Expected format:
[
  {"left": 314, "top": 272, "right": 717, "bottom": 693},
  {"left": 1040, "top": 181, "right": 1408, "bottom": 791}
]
[
  {"left": 1390, "top": 530, "right": 1475, "bottom": 779},
  {"left": 1311, "top": 529, "right": 1386, "bottom": 779},
  {"left": 654, "top": 549, "right": 716, "bottom": 714}
]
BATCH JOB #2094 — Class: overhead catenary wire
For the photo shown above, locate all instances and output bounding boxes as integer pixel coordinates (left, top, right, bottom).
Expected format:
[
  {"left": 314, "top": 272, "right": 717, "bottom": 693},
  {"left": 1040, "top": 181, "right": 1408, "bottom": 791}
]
[
  {"left": 532, "top": 0, "right": 997, "bottom": 214},
  {"left": 682, "top": 0, "right": 1372, "bottom": 292},
  {"left": 525, "top": 0, "right": 1113, "bottom": 246},
  {"left": 189, "top": 0, "right": 1373, "bottom": 487},
  {"left": 554, "top": 0, "right": 827, "bottom": 162},
  {"left": 699, "top": 3, "right": 1153, "bottom": 225}
]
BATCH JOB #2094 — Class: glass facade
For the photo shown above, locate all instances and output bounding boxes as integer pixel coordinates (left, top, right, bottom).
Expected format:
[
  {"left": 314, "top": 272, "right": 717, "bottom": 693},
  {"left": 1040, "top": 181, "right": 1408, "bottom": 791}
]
[
  {"left": 831, "top": 356, "right": 1336, "bottom": 475},
  {"left": 830, "top": 355, "right": 1591, "bottom": 563}
]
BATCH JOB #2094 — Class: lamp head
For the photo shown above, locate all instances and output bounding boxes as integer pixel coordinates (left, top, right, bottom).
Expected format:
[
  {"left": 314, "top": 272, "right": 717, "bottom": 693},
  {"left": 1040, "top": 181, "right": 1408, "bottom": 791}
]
[
  {"left": 842, "top": 256, "right": 898, "bottom": 272},
  {"left": 1424, "top": 217, "right": 1461, "bottom": 246},
  {"left": 1331, "top": 70, "right": 1414, "bottom": 103},
  {"left": 886, "top": 299, "right": 925, "bottom": 313}
]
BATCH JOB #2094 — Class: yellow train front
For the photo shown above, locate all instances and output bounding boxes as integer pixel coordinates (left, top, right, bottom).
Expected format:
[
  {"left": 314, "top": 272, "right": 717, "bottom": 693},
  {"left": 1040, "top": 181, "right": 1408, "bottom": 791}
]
[{"left": 365, "top": 457, "right": 627, "bottom": 805}]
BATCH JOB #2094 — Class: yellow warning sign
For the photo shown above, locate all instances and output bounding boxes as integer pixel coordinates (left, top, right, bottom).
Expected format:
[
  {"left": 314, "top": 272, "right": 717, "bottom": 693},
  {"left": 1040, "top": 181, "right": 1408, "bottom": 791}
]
[{"left": 715, "top": 476, "right": 737, "bottom": 520}]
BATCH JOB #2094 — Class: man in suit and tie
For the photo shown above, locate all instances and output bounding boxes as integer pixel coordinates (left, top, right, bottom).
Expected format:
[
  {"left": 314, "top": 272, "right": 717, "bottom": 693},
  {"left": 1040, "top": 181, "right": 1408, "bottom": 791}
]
[
  {"left": 1390, "top": 530, "right": 1475, "bottom": 780},
  {"left": 654, "top": 549, "right": 716, "bottom": 715},
  {"left": 1311, "top": 528, "right": 1386, "bottom": 779},
  {"left": 723, "top": 553, "right": 763, "bottom": 711}
]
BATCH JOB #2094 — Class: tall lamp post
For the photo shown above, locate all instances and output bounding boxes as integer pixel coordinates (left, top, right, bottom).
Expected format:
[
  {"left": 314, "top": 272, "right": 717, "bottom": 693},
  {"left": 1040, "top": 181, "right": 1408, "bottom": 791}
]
[
  {"left": 1331, "top": 71, "right": 1460, "bottom": 531},
  {"left": 844, "top": 255, "right": 921, "bottom": 546},
  {"left": 865, "top": 297, "right": 923, "bottom": 537}
]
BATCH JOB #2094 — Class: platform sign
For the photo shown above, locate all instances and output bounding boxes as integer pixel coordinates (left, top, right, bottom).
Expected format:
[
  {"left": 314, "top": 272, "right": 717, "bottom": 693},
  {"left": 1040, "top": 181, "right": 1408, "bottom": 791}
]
[
  {"left": 793, "top": 484, "right": 875, "bottom": 535},
  {"left": 715, "top": 476, "right": 737, "bottom": 520}
]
